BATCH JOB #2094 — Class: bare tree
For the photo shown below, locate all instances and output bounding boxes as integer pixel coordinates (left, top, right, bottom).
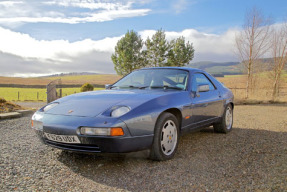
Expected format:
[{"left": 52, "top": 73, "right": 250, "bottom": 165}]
[
  {"left": 235, "top": 7, "right": 271, "bottom": 99},
  {"left": 270, "top": 22, "right": 287, "bottom": 100}
]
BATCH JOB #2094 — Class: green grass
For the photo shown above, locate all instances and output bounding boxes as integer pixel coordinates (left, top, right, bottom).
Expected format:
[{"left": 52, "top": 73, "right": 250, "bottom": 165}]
[{"left": 0, "top": 87, "right": 103, "bottom": 101}]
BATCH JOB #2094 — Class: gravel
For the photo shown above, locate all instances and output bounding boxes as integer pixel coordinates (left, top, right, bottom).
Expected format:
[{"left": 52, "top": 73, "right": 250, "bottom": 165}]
[
  {"left": 0, "top": 104, "right": 286, "bottom": 191},
  {"left": 14, "top": 102, "right": 46, "bottom": 110}
]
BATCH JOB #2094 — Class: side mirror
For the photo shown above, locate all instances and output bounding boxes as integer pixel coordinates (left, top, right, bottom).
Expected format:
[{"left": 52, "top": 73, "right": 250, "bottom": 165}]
[
  {"left": 105, "top": 84, "right": 112, "bottom": 90},
  {"left": 198, "top": 84, "right": 209, "bottom": 92},
  {"left": 191, "top": 84, "right": 210, "bottom": 98}
]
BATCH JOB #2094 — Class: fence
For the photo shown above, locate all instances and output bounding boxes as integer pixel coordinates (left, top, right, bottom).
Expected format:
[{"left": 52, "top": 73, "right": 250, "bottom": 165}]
[
  {"left": 0, "top": 87, "right": 286, "bottom": 102},
  {"left": 0, "top": 87, "right": 81, "bottom": 102},
  {"left": 229, "top": 87, "right": 287, "bottom": 101}
]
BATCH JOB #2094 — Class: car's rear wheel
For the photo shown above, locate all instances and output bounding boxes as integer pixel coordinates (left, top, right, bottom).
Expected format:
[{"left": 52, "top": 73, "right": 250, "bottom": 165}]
[
  {"left": 213, "top": 103, "right": 233, "bottom": 133},
  {"left": 150, "top": 112, "right": 179, "bottom": 161}
]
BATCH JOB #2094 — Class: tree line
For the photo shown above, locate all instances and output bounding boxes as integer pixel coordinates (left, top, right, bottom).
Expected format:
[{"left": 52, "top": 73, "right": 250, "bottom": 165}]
[
  {"left": 111, "top": 29, "right": 194, "bottom": 76},
  {"left": 235, "top": 7, "right": 287, "bottom": 101}
]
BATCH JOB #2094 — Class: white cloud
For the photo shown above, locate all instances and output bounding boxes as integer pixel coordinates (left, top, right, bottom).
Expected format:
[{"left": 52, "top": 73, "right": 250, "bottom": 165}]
[
  {"left": 0, "top": 1, "right": 23, "bottom": 7},
  {"left": 0, "top": 26, "right": 241, "bottom": 76},
  {"left": 0, "top": 0, "right": 151, "bottom": 25},
  {"left": 0, "top": 9, "right": 150, "bottom": 24},
  {"left": 171, "top": 0, "right": 195, "bottom": 14},
  {"left": 44, "top": 0, "right": 132, "bottom": 10},
  {"left": 0, "top": 27, "right": 119, "bottom": 60}
]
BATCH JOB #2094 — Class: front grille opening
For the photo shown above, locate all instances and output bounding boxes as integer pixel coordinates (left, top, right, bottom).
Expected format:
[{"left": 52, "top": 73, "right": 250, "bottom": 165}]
[{"left": 45, "top": 140, "right": 101, "bottom": 152}]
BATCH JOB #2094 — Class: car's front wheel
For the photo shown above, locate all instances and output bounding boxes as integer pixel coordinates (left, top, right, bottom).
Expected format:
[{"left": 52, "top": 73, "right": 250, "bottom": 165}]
[
  {"left": 213, "top": 103, "right": 233, "bottom": 133},
  {"left": 150, "top": 112, "right": 179, "bottom": 161}
]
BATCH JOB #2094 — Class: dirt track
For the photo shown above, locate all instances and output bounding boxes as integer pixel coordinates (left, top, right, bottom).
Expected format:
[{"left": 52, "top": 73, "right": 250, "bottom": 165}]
[{"left": 0, "top": 104, "right": 286, "bottom": 191}]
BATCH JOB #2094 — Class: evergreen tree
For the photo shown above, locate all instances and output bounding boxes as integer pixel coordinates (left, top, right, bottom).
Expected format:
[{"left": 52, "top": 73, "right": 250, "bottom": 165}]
[
  {"left": 111, "top": 30, "right": 144, "bottom": 75},
  {"left": 145, "top": 29, "right": 169, "bottom": 67},
  {"left": 167, "top": 36, "right": 194, "bottom": 66}
]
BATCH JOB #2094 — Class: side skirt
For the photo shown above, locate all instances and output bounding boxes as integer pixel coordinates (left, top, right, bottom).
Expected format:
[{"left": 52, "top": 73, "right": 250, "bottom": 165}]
[{"left": 180, "top": 117, "right": 220, "bottom": 134}]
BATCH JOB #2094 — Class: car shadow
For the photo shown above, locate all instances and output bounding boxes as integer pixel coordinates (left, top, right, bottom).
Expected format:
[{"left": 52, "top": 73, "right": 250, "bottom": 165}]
[{"left": 57, "top": 127, "right": 287, "bottom": 191}]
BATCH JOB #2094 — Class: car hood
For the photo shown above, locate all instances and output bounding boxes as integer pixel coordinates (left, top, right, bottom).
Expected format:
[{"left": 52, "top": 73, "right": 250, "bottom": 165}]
[{"left": 45, "top": 89, "right": 178, "bottom": 117}]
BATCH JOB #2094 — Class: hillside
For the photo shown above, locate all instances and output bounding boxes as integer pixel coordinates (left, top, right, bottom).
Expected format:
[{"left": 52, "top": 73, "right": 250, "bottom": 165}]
[{"left": 187, "top": 61, "right": 243, "bottom": 75}]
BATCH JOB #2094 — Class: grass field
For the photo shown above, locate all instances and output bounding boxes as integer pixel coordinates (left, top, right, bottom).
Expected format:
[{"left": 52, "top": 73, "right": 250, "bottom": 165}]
[{"left": 0, "top": 87, "right": 104, "bottom": 101}]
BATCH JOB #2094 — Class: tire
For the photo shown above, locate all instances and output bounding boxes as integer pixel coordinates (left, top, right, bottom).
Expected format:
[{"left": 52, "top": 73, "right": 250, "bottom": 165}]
[
  {"left": 150, "top": 112, "right": 179, "bottom": 161},
  {"left": 213, "top": 103, "right": 233, "bottom": 133}
]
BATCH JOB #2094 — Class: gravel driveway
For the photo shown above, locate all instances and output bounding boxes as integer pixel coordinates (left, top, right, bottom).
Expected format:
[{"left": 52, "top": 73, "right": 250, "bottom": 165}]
[{"left": 1, "top": 105, "right": 286, "bottom": 191}]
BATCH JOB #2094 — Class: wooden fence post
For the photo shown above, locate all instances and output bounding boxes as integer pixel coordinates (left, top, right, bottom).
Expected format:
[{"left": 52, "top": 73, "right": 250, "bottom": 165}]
[{"left": 18, "top": 91, "right": 20, "bottom": 101}]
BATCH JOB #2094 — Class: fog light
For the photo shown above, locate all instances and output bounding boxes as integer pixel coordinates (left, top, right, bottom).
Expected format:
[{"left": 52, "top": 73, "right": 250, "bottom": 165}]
[{"left": 80, "top": 127, "right": 124, "bottom": 136}]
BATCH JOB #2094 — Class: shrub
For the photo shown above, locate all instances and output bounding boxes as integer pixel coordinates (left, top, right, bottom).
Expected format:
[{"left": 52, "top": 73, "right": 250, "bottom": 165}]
[
  {"left": 0, "top": 97, "right": 6, "bottom": 103},
  {"left": 80, "top": 83, "right": 94, "bottom": 92}
]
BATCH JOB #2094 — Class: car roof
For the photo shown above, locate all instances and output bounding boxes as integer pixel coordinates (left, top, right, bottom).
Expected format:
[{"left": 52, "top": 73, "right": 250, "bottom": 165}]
[{"left": 140, "top": 67, "right": 204, "bottom": 73}]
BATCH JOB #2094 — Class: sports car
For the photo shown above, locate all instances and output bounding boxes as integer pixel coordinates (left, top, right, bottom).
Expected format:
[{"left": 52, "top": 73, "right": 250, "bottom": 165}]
[{"left": 32, "top": 67, "right": 234, "bottom": 160}]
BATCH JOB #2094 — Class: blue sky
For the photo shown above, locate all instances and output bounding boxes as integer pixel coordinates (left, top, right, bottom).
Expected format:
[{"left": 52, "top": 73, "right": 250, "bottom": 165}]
[{"left": 0, "top": 0, "right": 286, "bottom": 76}]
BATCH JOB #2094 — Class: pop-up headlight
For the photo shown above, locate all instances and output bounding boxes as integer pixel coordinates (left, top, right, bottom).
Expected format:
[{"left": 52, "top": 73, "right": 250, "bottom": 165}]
[{"left": 111, "top": 106, "right": 130, "bottom": 117}]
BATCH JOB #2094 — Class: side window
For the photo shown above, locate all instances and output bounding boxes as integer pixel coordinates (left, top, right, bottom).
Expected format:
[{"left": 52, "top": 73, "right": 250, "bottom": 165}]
[{"left": 192, "top": 73, "right": 215, "bottom": 91}]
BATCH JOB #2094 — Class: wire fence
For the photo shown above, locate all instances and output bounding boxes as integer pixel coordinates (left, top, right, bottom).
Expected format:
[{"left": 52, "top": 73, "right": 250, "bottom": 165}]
[
  {"left": 0, "top": 88, "right": 80, "bottom": 102},
  {"left": 0, "top": 87, "right": 105, "bottom": 102}
]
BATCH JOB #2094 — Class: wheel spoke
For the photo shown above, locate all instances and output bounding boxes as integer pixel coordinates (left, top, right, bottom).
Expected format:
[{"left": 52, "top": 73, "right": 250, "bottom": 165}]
[{"left": 160, "top": 120, "right": 177, "bottom": 155}]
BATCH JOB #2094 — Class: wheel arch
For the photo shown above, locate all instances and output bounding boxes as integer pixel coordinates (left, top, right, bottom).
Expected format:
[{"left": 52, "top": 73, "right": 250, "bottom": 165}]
[
  {"left": 229, "top": 102, "right": 234, "bottom": 109},
  {"left": 158, "top": 108, "right": 182, "bottom": 132}
]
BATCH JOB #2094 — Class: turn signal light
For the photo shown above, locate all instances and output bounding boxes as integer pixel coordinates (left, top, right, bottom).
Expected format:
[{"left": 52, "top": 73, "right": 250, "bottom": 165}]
[{"left": 110, "top": 127, "right": 124, "bottom": 136}]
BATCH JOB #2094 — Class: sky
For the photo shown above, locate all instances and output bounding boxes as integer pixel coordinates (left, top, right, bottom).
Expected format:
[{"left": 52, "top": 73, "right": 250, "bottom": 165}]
[{"left": 0, "top": 0, "right": 286, "bottom": 77}]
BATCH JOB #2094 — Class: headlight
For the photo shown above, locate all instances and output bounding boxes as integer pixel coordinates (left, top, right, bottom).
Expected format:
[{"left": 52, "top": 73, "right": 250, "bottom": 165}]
[
  {"left": 41, "top": 103, "right": 58, "bottom": 112},
  {"left": 80, "top": 127, "right": 124, "bottom": 136},
  {"left": 111, "top": 106, "right": 130, "bottom": 117}
]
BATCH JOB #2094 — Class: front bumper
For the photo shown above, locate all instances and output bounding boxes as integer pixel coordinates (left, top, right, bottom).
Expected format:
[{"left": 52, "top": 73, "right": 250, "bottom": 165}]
[
  {"left": 35, "top": 130, "right": 153, "bottom": 153},
  {"left": 32, "top": 112, "right": 155, "bottom": 153}
]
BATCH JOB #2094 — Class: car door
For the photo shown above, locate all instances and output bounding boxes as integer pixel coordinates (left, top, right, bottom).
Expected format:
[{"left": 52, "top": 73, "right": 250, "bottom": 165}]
[{"left": 189, "top": 73, "right": 223, "bottom": 126}]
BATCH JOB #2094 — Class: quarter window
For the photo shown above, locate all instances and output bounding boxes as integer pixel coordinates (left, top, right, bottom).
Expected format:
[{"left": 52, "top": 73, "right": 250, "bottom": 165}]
[{"left": 191, "top": 73, "right": 215, "bottom": 91}]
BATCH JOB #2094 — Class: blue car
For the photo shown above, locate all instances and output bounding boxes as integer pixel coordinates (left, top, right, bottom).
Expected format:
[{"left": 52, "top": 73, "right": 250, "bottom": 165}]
[{"left": 32, "top": 67, "right": 234, "bottom": 160}]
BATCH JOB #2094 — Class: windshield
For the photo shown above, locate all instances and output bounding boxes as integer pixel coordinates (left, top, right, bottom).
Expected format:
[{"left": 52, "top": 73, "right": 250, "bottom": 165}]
[{"left": 112, "top": 69, "right": 189, "bottom": 90}]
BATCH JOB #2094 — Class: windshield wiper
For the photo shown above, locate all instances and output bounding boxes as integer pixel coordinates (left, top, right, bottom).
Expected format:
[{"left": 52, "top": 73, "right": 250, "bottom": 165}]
[
  {"left": 150, "top": 85, "right": 183, "bottom": 90},
  {"left": 139, "top": 86, "right": 149, "bottom": 89},
  {"left": 127, "top": 85, "right": 150, "bottom": 89},
  {"left": 116, "top": 85, "right": 139, "bottom": 89},
  {"left": 110, "top": 85, "right": 118, "bottom": 89}
]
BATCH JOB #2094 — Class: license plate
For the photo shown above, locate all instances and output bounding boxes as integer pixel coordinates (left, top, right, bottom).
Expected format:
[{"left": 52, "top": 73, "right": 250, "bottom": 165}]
[{"left": 44, "top": 133, "right": 81, "bottom": 144}]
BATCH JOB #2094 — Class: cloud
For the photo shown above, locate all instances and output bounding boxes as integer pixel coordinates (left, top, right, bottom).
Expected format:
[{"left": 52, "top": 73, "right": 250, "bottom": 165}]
[
  {"left": 0, "top": 26, "right": 240, "bottom": 76},
  {"left": 0, "top": 51, "right": 115, "bottom": 77},
  {"left": 0, "top": 1, "right": 24, "bottom": 7},
  {"left": 0, "top": 9, "right": 150, "bottom": 24},
  {"left": 0, "top": 0, "right": 151, "bottom": 25},
  {"left": 0, "top": 27, "right": 120, "bottom": 60},
  {"left": 44, "top": 0, "right": 132, "bottom": 10},
  {"left": 171, "top": 0, "right": 194, "bottom": 14}
]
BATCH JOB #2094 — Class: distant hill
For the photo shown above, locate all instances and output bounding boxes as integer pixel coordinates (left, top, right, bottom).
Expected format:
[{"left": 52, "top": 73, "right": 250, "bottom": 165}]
[
  {"left": 188, "top": 59, "right": 287, "bottom": 76},
  {"left": 41, "top": 72, "right": 99, "bottom": 77},
  {"left": 187, "top": 61, "right": 243, "bottom": 75}
]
